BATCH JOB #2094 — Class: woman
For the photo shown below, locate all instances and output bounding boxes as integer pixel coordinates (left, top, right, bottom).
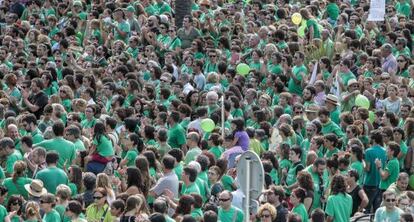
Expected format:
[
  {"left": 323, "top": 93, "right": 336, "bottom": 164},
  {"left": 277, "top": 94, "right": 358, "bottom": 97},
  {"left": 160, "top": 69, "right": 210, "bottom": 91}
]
[
  {"left": 166, "top": 26, "right": 182, "bottom": 54},
  {"left": 142, "top": 151, "right": 160, "bottom": 181},
  {"left": 119, "top": 167, "right": 147, "bottom": 196},
  {"left": 382, "top": 84, "right": 401, "bottom": 115},
  {"left": 40, "top": 193, "right": 61, "bottom": 221},
  {"left": 55, "top": 185, "right": 72, "bottom": 221},
  {"left": 134, "top": 156, "right": 154, "bottom": 197},
  {"left": 394, "top": 127, "right": 409, "bottom": 170},
  {"left": 68, "top": 165, "right": 83, "bottom": 197},
  {"left": 350, "top": 145, "right": 365, "bottom": 185},
  {"left": 96, "top": 173, "right": 116, "bottom": 205},
  {"left": 230, "top": 118, "right": 250, "bottom": 151},
  {"left": 156, "top": 23, "right": 171, "bottom": 50},
  {"left": 396, "top": 55, "right": 411, "bottom": 78},
  {"left": 42, "top": 72, "right": 58, "bottom": 97},
  {"left": 120, "top": 195, "right": 149, "bottom": 222},
  {"left": 180, "top": 55, "right": 194, "bottom": 75},
  {"left": 374, "top": 83, "right": 388, "bottom": 110},
  {"left": 87, "top": 122, "right": 114, "bottom": 173},
  {"left": 6, "top": 195, "right": 24, "bottom": 222},
  {"left": 291, "top": 188, "right": 309, "bottom": 222},
  {"left": 24, "top": 201, "right": 42, "bottom": 222},
  {"left": 207, "top": 166, "right": 224, "bottom": 205},
  {"left": 172, "top": 195, "right": 194, "bottom": 219},
  {"left": 297, "top": 171, "right": 314, "bottom": 212},
  {"left": 65, "top": 200, "right": 87, "bottom": 222},
  {"left": 325, "top": 175, "right": 353, "bottom": 222},
  {"left": 190, "top": 39, "right": 205, "bottom": 60},
  {"left": 185, "top": 90, "right": 200, "bottom": 110},
  {"left": 207, "top": 133, "right": 224, "bottom": 159},
  {"left": 346, "top": 170, "right": 369, "bottom": 216},
  {"left": 2, "top": 161, "right": 32, "bottom": 201},
  {"left": 85, "top": 188, "right": 113, "bottom": 222},
  {"left": 300, "top": 8, "right": 320, "bottom": 40},
  {"left": 81, "top": 105, "right": 97, "bottom": 130},
  {"left": 59, "top": 85, "right": 74, "bottom": 112},
  {"left": 317, "top": 57, "right": 332, "bottom": 81},
  {"left": 257, "top": 203, "right": 277, "bottom": 222}
]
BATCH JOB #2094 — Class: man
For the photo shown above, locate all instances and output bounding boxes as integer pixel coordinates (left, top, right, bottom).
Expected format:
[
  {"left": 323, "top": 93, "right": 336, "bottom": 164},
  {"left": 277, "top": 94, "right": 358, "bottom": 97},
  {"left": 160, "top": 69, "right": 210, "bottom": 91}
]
[
  {"left": 21, "top": 78, "right": 48, "bottom": 119},
  {"left": 110, "top": 8, "right": 131, "bottom": 44},
  {"left": 204, "top": 50, "right": 219, "bottom": 74},
  {"left": 193, "top": 60, "right": 206, "bottom": 90},
  {"left": 180, "top": 166, "right": 200, "bottom": 196},
  {"left": 302, "top": 86, "right": 316, "bottom": 109},
  {"left": 305, "top": 104, "right": 319, "bottom": 122},
  {"left": 325, "top": 175, "right": 352, "bottom": 222},
  {"left": 376, "top": 141, "right": 400, "bottom": 191},
  {"left": 340, "top": 79, "right": 359, "bottom": 112},
  {"left": 177, "top": 16, "right": 200, "bottom": 49},
  {"left": 35, "top": 121, "right": 76, "bottom": 169},
  {"left": 318, "top": 106, "right": 344, "bottom": 138},
  {"left": 381, "top": 43, "right": 397, "bottom": 74},
  {"left": 187, "top": 107, "right": 208, "bottom": 135},
  {"left": 184, "top": 132, "right": 202, "bottom": 165},
  {"left": 153, "top": 197, "right": 175, "bottom": 222},
  {"left": 150, "top": 155, "right": 179, "bottom": 199},
  {"left": 0, "top": 137, "right": 22, "bottom": 177},
  {"left": 64, "top": 125, "right": 86, "bottom": 152},
  {"left": 35, "top": 151, "right": 68, "bottom": 194},
  {"left": 305, "top": 158, "right": 328, "bottom": 211},
  {"left": 125, "top": 6, "right": 140, "bottom": 34},
  {"left": 24, "top": 147, "right": 47, "bottom": 178},
  {"left": 287, "top": 51, "right": 308, "bottom": 97},
  {"left": 218, "top": 190, "right": 244, "bottom": 222},
  {"left": 337, "top": 59, "right": 357, "bottom": 92},
  {"left": 399, "top": 104, "right": 411, "bottom": 128},
  {"left": 206, "top": 91, "right": 219, "bottom": 115},
  {"left": 387, "top": 172, "right": 409, "bottom": 198},
  {"left": 374, "top": 191, "right": 404, "bottom": 222},
  {"left": 167, "top": 111, "right": 187, "bottom": 151},
  {"left": 325, "top": 94, "right": 341, "bottom": 125},
  {"left": 7, "top": 124, "right": 21, "bottom": 153},
  {"left": 364, "top": 130, "right": 387, "bottom": 213},
  {"left": 314, "top": 80, "right": 326, "bottom": 106},
  {"left": 265, "top": 185, "right": 288, "bottom": 222},
  {"left": 21, "top": 113, "right": 44, "bottom": 144}
]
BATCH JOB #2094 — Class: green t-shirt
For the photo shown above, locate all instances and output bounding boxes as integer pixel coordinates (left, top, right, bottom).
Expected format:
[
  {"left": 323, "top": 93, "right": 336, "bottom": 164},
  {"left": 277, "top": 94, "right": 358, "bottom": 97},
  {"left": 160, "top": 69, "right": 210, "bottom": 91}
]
[
  {"left": 43, "top": 209, "right": 61, "bottom": 222},
  {"left": 2, "top": 177, "right": 32, "bottom": 202},
  {"left": 379, "top": 158, "right": 400, "bottom": 190},
  {"left": 288, "top": 65, "right": 308, "bottom": 96},
  {"left": 293, "top": 203, "right": 308, "bottom": 222},
  {"left": 218, "top": 206, "right": 244, "bottom": 222},
  {"left": 114, "top": 20, "right": 130, "bottom": 43},
  {"left": 81, "top": 118, "right": 97, "bottom": 129},
  {"left": 321, "top": 120, "right": 344, "bottom": 138},
  {"left": 93, "top": 135, "right": 114, "bottom": 157},
  {"left": 326, "top": 3, "right": 340, "bottom": 20},
  {"left": 35, "top": 167, "right": 68, "bottom": 194},
  {"left": 0, "top": 205, "right": 7, "bottom": 222},
  {"left": 306, "top": 18, "right": 321, "bottom": 39},
  {"left": 350, "top": 161, "right": 364, "bottom": 185},
  {"left": 68, "top": 182, "right": 78, "bottom": 197},
  {"left": 208, "top": 146, "right": 223, "bottom": 159},
  {"left": 325, "top": 148, "right": 339, "bottom": 159},
  {"left": 124, "top": 149, "right": 138, "bottom": 167},
  {"left": 5, "top": 150, "right": 23, "bottom": 175},
  {"left": 185, "top": 147, "right": 202, "bottom": 165},
  {"left": 181, "top": 182, "right": 200, "bottom": 196},
  {"left": 364, "top": 145, "right": 387, "bottom": 186},
  {"left": 325, "top": 193, "right": 353, "bottom": 222},
  {"left": 221, "top": 175, "right": 235, "bottom": 191},
  {"left": 286, "top": 162, "right": 304, "bottom": 187},
  {"left": 339, "top": 71, "right": 356, "bottom": 87},
  {"left": 35, "top": 137, "right": 76, "bottom": 169},
  {"left": 399, "top": 141, "right": 408, "bottom": 169},
  {"left": 167, "top": 124, "right": 186, "bottom": 149}
]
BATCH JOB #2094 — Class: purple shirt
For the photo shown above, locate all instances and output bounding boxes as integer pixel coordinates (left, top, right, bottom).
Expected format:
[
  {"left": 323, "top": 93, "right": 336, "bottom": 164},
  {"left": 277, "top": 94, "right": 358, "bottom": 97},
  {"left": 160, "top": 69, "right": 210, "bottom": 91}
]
[{"left": 235, "top": 131, "right": 250, "bottom": 151}]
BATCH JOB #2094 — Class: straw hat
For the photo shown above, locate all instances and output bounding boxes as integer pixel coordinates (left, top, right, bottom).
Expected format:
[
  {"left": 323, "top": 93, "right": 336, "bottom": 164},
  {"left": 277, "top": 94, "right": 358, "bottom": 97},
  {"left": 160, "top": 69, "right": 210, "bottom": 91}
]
[
  {"left": 24, "top": 180, "right": 47, "bottom": 197},
  {"left": 305, "top": 104, "right": 320, "bottom": 113},
  {"left": 347, "top": 79, "right": 359, "bottom": 87},
  {"left": 325, "top": 94, "right": 340, "bottom": 106}
]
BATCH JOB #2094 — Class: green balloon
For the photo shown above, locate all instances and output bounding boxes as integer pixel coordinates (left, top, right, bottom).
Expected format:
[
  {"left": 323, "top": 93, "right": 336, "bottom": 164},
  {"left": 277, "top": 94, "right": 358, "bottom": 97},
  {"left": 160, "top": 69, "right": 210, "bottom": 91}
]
[
  {"left": 236, "top": 63, "right": 250, "bottom": 76},
  {"left": 201, "top": 118, "right": 215, "bottom": 133},
  {"left": 355, "top": 95, "right": 370, "bottom": 109}
]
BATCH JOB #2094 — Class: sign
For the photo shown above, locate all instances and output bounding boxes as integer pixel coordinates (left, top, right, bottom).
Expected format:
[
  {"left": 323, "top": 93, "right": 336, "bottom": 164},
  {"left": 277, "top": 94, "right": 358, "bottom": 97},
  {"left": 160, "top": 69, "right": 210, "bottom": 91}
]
[{"left": 367, "top": 0, "right": 385, "bottom": 21}]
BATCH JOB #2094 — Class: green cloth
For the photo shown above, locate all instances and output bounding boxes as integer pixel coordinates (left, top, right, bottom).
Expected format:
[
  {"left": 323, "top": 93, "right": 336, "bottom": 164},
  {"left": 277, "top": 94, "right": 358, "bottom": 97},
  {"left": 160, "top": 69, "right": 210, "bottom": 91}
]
[
  {"left": 114, "top": 20, "right": 130, "bottom": 43},
  {"left": 396, "top": 1, "right": 411, "bottom": 17},
  {"left": 350, "top": 160, "right": 364, "bottom": 185},
  {"left": 288, "top": 65, "right": 307, "bottom": 96},
  {"left": 167, "top": 124, "right": 186, "bottom": 149},
  {"left": 68, "top": 182, "right": 78, "bottom": 197},
  {"left": 0, "top": 205, "right": 7, "bottom": 222},
  {"left": 181, "top": 182, "right": 200, "bottom": 196},
  {"left": 81, "top": 118, "right": 96, "bottom": 129},
  {"left": 325, "top": 193, "right": 353, "bottom": 222},
  {"left": 326, "top": 3, "right": 340, "bottom": 20},
  {"left": 399, "top": 141, "right": 408, "bottom": 169},
  {"left": 43, "top": 209, "right": 61, "bottom": 222},
  {"left": 364, "top": 145, "right": 387, "bottom": 186},
  {"left": 379, "top": 158, "right": 400, "bottom": 190},
  {"left": 286, "top": 162, "right": 304, "bottom": 187},
  {"left": 325, "top": 148, "right": 339, "bottom": 159},
  {"left": 292, "top": 203, "right": 308, "bottom": 222},
  {"left": 35, "top": 166, "right": 68, "bottom": 194},
  {"left": 218, "top": 206, "right": 244, "bottom": 222},
  {"left": 31, "top": 129, "right": 44, "bottom": 144},
  {"left": 306, "top": 18, "right": 320, "bottom": 39},
  {"left": 339, "top": 71, "right": 356, "bottom": 87},
  {"left": 330, "top": 107, "right": 340, "bottom": 125},
  {"left": 249, "top": 138, "right": 264, "bottom": 156},
  {"left": 321, "top": 120, "right": 344, "bottom": 138},
  {"left": 124, "top": 149, "right": 138, "bottom": 167},
  {"left": 306, "top": 165, "right": 329, "bottom": 210},
  {"left": 221, "top": 175, "right": 235, "bottom": 191},
  {"left": 74, "top": 139, "right": 86, "bottom": 152},
  {"left": 85, "top": 204, "right": 113, "bottom": 222},
  {"left": 5, "top": 150, "right": 23, "bottom": 175},
  {"left": 195, "top": 177, "right": 209, "bottom": 202},
  {"left": 93, "top": 135, "right": 114, "bottom": 157},
  {"left": 208, "top": 146, "right": 223, "bottom": 159},
  {"left": 2, "top": 177, "right": 32, "bottom": 202},
  {"left": 174, "top": 163, "right": 183, "bottom": 181},
  {"left": 35, "top": 137, "right": 76, "bottom": 169}
]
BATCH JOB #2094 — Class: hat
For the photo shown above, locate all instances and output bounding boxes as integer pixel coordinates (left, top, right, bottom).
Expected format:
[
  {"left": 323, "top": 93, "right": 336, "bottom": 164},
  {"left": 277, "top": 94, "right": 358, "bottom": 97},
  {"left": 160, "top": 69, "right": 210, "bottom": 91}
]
[
  {"left": 325, "top": 94, "right": 340, "bottom": 106},
  {"left": 73, "top": 1, "right": 82, "bottom": 7},
  {"left": 347, "top": 79, "right": 359, "bottom": 87},
  {"left": 125, "top": 5, "right": 135, "bottom": 12},
  {"left": 24, "top": 180, "right": 47, "bottom": 197},
  {"left": 199, "top": 0, "right": 211, "bottom": 6},
  {"left": 305, "top": 104, "right": 319, "bottom": 113}
]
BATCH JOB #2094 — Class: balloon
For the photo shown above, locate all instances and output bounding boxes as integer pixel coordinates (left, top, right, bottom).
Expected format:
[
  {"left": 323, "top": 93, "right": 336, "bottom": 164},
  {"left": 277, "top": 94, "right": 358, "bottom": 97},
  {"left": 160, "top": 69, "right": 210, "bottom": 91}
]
[
  {"left": 409, "top": 175, "right": 414, "bottom": 189},
  {"left": 201, "top": 118, "right": 215, "bottom": 133},
  {"left": 236, "top": 63, "right": 250, "bottom": 76},
  {"left": 291, "top": 13, "right": 302, "bottom": 25},
  {"left": 368, "top": 111, "right": 375, "bottom": 124},
  {"left": 355, "top": 95, "right": 370, "bottom": 109}
]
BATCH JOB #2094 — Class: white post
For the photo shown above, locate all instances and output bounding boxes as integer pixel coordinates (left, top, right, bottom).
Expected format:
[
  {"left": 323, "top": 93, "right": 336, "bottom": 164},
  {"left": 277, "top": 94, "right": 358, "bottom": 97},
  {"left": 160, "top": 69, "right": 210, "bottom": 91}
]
[
  {"left": 221, "top": 96, "right": 225, "bottom": 138},
  {"left": 245, "top": 157, "right": 250, "bottom": 222}
]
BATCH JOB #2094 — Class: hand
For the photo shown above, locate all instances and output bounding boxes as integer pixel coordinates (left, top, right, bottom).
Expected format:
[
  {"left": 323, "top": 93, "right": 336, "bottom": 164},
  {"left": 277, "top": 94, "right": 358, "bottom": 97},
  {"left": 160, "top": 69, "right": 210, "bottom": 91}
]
[
  {"left": 375, "top": 158, "right": 382, "bottom": 169},
  {"left": 163, "top": 189, "right": 174, "bottom": 199},
  {"left": 22, "top": 89, "right": 29, "bottom": 99}
]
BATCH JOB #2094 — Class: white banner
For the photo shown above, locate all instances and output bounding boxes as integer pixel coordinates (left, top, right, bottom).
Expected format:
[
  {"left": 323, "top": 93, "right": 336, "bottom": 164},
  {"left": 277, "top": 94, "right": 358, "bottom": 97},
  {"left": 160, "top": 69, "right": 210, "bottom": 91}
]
[{"left": 367, "top": 0, "right": 386, "bottom": 21}]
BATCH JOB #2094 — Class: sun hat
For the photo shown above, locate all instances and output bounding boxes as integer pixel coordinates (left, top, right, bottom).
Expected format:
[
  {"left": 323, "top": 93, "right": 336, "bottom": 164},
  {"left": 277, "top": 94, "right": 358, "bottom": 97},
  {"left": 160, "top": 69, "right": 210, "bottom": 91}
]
[{"left": 24, "top": 179, "right": 48, "bottom": 197}]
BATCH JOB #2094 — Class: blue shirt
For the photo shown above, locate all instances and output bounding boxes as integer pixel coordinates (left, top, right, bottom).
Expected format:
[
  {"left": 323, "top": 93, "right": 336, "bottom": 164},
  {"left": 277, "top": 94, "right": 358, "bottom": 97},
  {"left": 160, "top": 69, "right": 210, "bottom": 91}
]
[{"left": 364, "top": 145, "right": 387, "bottom": 186}]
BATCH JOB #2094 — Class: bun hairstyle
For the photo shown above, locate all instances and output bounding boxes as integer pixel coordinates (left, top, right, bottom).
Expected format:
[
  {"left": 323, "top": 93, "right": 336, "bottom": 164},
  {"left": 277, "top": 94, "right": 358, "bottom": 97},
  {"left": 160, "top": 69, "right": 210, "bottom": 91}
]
[{"left": 25, "top": 201, "right": 40, "bottom": 218}]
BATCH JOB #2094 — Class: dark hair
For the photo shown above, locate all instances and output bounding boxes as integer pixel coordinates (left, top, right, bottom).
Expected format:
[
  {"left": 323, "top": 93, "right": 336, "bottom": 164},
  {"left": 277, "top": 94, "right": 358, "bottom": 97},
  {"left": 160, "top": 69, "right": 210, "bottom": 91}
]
[
  {"left": 162, "top": 155, "right": 176, "bottom": 170},
  {"left": 126, "top": 167, "right": 147, "bottom": 194},
  {"left": 21, "top": 136, "right": 33, "bottom": 148},
  {"left": 67, "top": 200, "right": 83, "bottom": 215},
  {"left": 111, "top": 199, "right": 125, "bottom": 212},
  {"left": 45, "top": 151, "right": 59, "bottom": 164},
  {"left": 348, "top": 169, "right": 359, "bottom": 181},
  {"left": 351, "top": 145, "right": 363, "bottom": 162},
  {"left": 52, "top": 121, "right": 65, "bottom": 136},
  {"left": 330, "top": 174, "right": 347, "bottom": 195},
  {"left": 388, "top": 141, "right": 401, "bottom": 158},
  {"left": 310, "top": 208, "right": 325, "bottom": 222},
  {"left": 174, "top": 195, "right": 194, "bottom": 216},
  {"left": 168, "top": 149, "right": 184, "bottom": 163},
  {"left": 69, "top": 165, "right": 83, "bottom": 192},
  {"left": 82, "top": 172, "right": 97, "bottom": 190},
  {"left": 93, "top": 121, "right": 107, "bottom": 144},
  {"left": 183, "top": 166, "right": 198, "bottom": 182},
  {"left": 231, "top": 118, "right": 245, "bottom": 131},
  {"left": 370, "top": 130, "right": 384, "bottom": 146},
  {"left": 203, "top": 210, "right": 218, "bottom": 222},
  {"left": 292, "top": 188, "right": 306, "bottom": 203},
  {"left": 196, "top": 155, "right": 209, "bottom": 172},
  {"left": 149, "top": 212, "right": 166, "bottom": 222}
]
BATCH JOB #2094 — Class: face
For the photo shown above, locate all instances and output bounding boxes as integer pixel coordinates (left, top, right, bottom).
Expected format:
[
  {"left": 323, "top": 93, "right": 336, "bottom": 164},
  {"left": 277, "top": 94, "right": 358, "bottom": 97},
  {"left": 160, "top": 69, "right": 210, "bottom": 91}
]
[
  {"left": 397, "top": 177, "right": 409, "bottom": 191},
  {"left": 94, "top": 192, "right": 106, "bottom": 205},
  {"left": 218, "top": 192, "right": 231, "bottom": 208},
  {"left": 398, "top": 199, "right": 410, "bottom": 212},
  {"left": 319, "top": 114, "right": 328, "bottom": 124},
  {"left": 208, "top": 169, "right": 219, "bottom": 182},
  {"left": 290, "top": 192, "right": 299, "bottom": 205},
  {"left": 289, "top": 150, "right": 299, "bottom": 162},
  {"left": 384, "top": 194, "right": 397, "bottom": 209},
  {"left": 260, "top": 210, "right": 272, "bottom": 222}
]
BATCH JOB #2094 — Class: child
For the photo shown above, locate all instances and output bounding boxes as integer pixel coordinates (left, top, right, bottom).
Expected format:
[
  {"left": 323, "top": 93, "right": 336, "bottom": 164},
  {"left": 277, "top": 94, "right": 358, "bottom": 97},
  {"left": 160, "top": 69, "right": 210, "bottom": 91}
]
[
  {"left": 155, "top": 128, "right": 171, "bottom": 158},
  {"left": 119, "top": 133, "right": 142, "bottom": 167}
]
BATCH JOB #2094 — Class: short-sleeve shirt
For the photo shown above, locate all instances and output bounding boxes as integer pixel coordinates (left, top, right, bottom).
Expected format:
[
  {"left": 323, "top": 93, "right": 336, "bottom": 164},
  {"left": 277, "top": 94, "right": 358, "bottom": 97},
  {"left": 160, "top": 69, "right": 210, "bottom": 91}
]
[
  {"left": 124, "top": 149, "right": 138, "bottom": 167},
  {"left": 218, "top": 206, "right": 244, "bottom": 222},
  {"left": 28, "top": 91, "right": 48, "bottom": 119},
  {"left": 234, "top": 131, "right": 249, "bottom": 151},
  {"left": 151, "top": 171, "right": 179, "bottom": 198},
  {"left": 292, "top": 203, "right": 308, "bottom": 222},
  {"left": 364, "top": 145, "right": 387, "bottom": 186},
  {"left": 184, "top": 147, "right": 202, "bottom": 165},
  {"left": 325, "top": 193, "right": 353, "bottom": 222},
  {"left": 181, "top": 182, "right": 200, "bottom": 196},
  {"left": 43, "top": 209, "right": 61, "bottom": 222},
  {"left": 2, "top": 176, "right": 32, "bottom": 201},
  {"left": 114, "top": 20, "right": 130, "bottom": 43},
  {"left": 93, "top": 135, "right": 114, "bottom": 157},
  {"left": 35, "top": 137, "right": 76, "bottom": 169},
  {"left": 379, "top": 158, "right": 399, "bottom": 190},
  {"left": 5, "top": 150, "right": 23, "bottom": 175},
  {"left": 288, "top": 65, "right": 308, "bottom": 96},
  {"left": 35, "top": 167, "right": 68, "bottom": 194},
  {"left": 167, "top": 124, "right": 186, "bottom": 149}
]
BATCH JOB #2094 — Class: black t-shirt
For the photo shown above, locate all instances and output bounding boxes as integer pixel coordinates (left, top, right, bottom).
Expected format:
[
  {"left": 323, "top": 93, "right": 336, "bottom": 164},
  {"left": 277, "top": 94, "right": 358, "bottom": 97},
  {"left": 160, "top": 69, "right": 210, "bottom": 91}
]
[
  {"left": 28, "top": 91, "right": 48, "bottom": 119},
  {"left": 274, "top": 204, "right": 288, "bottom": 222},
  {"left": 348, "top": 185, "right": 362, "bottom": 216}
]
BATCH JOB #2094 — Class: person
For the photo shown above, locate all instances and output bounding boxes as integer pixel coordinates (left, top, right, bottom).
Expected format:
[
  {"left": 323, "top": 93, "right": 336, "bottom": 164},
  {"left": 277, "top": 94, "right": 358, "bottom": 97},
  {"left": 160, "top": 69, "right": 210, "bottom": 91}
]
[
  {"left": 40, "top": 193, "right": 61, "bottom": 221},
  {"left": 257, "top": 203, "right": 277, "bottom": 222},
  {"left": 149, "top": 155, "right": 179, "bottom": 199},
  {"left": 217, "top": 190, "right": 244, "bottom": 222},
  {"left": 65, "top": 200, "right": 87, "bottom": 222},
  {"left": 387, "top": 172, "right": 409, "bottom": 198},
  {"left": 35, "top": 151, "right": 68, "bottom": 194},
  {"left": 85, "top": 187, "right": 113, "bottom": 222},
  {"left": 1, "top": 160, "right": 32, "bottom": 201},
  {"left": 325, "top": 174, "right": 353, "bottom": 222},
  {"left": 346, "top": 170, "right": 369, "bottom": 216},
  {"left": 0, "top": 137, "right": 23, "bottom": 177},
  {"left": 376, "top": 141, "right": 400, "bottom": 192},
  {"left": 291, "top": 188, "right": 309, "bottom": 222},
  {"left": 374, "top": 191, "right": 404, "bottom": 222},
  {"left": 264, "top": 185, "right": 288, "bottom": 222},
  {"left": 364, "top": 130, "right": 387, "bottom": 212},
  {"left": 184, "top": 132, "right": 202, "bottom": 165},
  {"left": 34, "top": 121, "right": 76, "bottom": 169}
]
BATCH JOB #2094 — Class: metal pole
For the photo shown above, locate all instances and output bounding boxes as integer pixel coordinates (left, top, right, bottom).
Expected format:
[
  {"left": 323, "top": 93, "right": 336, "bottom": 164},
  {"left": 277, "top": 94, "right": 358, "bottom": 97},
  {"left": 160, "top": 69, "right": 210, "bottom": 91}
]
[
  {"left": 245, "top": 157, "right": 250, "bottom": 222},
  {"left": 221, "top": 96, "right": 225, "bottom": 138}
]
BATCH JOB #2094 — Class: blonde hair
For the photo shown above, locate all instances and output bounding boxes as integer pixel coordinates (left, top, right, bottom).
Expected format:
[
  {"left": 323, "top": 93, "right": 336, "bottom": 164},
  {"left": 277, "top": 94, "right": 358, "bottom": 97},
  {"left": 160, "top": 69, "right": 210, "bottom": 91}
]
[
  {"left": 25, "top": 201, "right": 40, "bottom": 219},
  {"left": 56, "top": 185, "right": 72, "bottom": 201},
  {"left": 257, "top": 203, "right": 277, "bottom": 220},
  {"left": 13, "top": 161, "right": 27, "bottom": 183},
  {"left": 59, "top": 85, "right": 74, "bottom": 100}
]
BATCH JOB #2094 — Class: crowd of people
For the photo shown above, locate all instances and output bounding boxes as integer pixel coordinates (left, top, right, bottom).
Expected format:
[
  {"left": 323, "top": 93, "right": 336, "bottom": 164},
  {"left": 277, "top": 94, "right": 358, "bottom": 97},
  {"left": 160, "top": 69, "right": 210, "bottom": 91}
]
[{"left": 0, "top": 0, "right": 414, "bottom": 221}]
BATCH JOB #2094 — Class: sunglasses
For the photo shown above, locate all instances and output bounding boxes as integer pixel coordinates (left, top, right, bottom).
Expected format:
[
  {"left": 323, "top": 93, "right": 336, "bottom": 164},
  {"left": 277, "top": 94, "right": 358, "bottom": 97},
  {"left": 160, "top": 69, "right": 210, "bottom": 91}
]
[
  {"left": 386, "top": 198, "right": 396, "bottom": 202},
  {"left": 40, "top": 200, "right": 50, "bottom": 204},
  {"left": 93, "top": 196, "right": 104, "bottom": 200},
  {"left": 219, "top": 198, "right": 230, "bottom": 202},
  {"left": 261, "top": 214, "right": 271, "bottom": 218},
  {"left": 397, "top": 60, "right": 406, "bottom": 62}
]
